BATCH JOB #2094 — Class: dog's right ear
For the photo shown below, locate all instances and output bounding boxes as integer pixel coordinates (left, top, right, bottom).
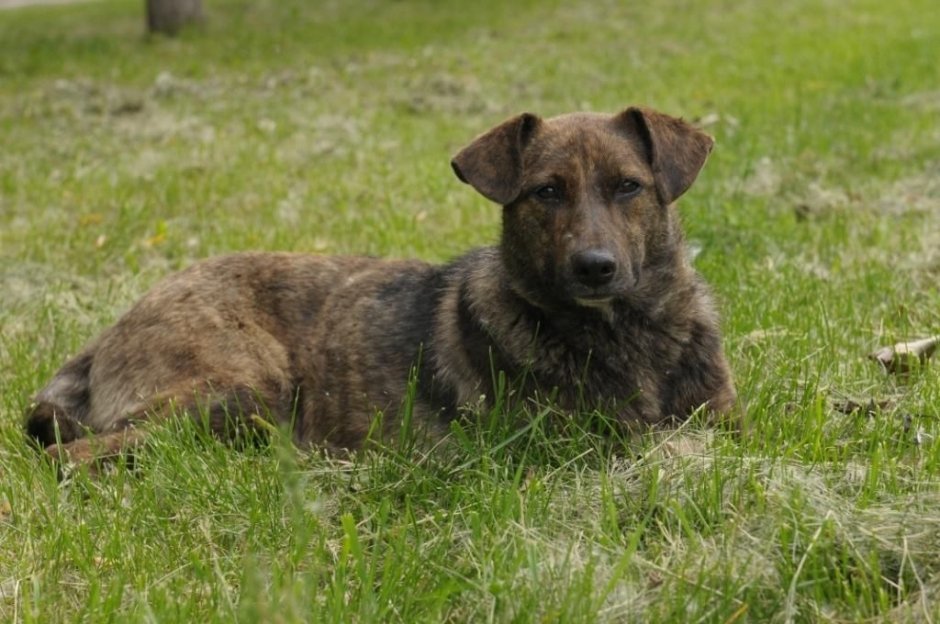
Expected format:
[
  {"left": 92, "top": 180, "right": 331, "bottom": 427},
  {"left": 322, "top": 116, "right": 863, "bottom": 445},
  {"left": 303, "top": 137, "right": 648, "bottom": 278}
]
[
  {"left": 618, "top": 107, "right": 714, "bottom": 205},
  {"left": 451, "top": 113, "right": 542, "bottom": 205}
]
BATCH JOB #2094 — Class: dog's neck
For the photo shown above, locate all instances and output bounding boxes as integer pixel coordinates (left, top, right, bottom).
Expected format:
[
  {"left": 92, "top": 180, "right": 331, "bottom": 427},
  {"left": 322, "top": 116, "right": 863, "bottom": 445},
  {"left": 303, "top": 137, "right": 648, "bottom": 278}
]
[{"left": 459, "top": 247, "right": 696, "bottom": 345}]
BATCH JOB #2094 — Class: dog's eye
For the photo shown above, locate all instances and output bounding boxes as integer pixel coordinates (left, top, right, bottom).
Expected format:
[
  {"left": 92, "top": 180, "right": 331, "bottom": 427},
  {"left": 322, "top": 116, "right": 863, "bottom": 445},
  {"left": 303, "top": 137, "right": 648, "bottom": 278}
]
[
  {"left": 616, "top": 179, "right": 642, "bottom": 199},
  {"left": 533, "top": 185, "right": 562, "bottom": 202}
]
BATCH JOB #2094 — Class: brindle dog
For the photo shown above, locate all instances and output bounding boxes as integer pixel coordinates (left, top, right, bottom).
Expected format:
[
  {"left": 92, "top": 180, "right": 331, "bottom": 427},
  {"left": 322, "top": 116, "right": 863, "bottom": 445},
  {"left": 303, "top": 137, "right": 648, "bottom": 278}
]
[{"left": 26, "top": 107, "right": 736, "bottom": 466}]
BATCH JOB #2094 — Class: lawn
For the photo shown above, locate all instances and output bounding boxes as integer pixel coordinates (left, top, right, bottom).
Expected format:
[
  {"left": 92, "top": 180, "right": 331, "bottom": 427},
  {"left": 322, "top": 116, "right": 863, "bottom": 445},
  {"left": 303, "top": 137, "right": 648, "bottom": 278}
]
[{"left": 1, "top": 0, "right": 939, "bottom": 621}]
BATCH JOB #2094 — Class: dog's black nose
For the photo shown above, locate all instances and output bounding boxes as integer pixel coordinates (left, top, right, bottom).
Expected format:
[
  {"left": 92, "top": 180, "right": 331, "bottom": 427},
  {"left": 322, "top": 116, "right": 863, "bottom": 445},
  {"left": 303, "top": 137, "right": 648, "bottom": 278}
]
[{"left": 571, "top": 249, "right": 617, "bottom": 287}]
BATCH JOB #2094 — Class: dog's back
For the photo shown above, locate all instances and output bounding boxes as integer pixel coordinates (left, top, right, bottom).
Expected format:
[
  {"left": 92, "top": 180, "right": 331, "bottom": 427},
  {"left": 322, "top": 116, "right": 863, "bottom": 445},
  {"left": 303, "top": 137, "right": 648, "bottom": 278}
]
[{"left": 27, "top": 252, "right": 442, "bottom": 454}]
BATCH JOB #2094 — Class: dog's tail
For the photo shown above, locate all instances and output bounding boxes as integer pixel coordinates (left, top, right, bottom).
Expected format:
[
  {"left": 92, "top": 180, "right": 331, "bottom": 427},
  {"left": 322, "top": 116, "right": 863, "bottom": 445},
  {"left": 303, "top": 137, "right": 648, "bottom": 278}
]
[{"left": 25, "top": 351, "right": 94, "bottom": 448}]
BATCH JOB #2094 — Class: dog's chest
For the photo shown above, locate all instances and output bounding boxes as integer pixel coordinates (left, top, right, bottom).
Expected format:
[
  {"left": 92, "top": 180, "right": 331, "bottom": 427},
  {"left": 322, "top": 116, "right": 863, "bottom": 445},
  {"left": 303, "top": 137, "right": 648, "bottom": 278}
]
[{"left": 520, "top": 314, "right": 683, "bottom": 417}]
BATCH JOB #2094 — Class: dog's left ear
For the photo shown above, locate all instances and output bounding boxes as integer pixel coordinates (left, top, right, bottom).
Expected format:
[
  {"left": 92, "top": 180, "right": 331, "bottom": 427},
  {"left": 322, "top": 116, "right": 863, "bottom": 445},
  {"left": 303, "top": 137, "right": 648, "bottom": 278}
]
[
  {"left": 451, "top": 113, "right": 542, "bottom": 205},
  {"left": 617, "top": 107, "right": 714, "bottom": 204}
]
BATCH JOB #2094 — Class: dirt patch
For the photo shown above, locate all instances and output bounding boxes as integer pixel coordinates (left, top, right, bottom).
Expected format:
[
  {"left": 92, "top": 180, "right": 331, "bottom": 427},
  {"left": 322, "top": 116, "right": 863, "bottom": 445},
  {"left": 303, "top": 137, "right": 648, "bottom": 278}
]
[{"left": 0, "top": 0, "right": 98, "bottom": 9}]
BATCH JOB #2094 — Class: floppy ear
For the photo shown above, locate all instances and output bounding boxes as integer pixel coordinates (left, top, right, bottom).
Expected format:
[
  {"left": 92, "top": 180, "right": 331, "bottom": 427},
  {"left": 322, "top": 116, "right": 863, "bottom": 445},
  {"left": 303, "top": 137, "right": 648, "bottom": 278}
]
[
  {"left": 617, "top": 107, "right": 714, "bottom": 204},
  {"left": 451, "top": 113, "right": 542, "bottom": 205}
]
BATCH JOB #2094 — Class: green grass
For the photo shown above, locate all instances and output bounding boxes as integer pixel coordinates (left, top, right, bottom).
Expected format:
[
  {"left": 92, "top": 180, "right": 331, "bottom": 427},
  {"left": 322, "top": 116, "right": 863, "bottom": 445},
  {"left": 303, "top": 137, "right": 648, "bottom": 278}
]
[{"left": 2, "top": 0, "right": 939, "bottom": 621}]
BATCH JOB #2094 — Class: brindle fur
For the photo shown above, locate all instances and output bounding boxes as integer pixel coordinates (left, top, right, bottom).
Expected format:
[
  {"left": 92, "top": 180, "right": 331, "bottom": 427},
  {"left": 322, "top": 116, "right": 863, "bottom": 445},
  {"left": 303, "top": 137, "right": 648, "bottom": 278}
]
[{"left": 25, "top": 107, "right": 735, "bottom": 466}]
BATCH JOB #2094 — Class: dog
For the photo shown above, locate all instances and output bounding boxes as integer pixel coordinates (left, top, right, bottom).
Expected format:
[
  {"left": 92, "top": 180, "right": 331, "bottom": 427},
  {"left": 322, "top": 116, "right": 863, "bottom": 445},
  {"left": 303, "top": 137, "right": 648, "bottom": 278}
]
[{"left": 25, "top": 106, "right": 736, "bottom": 466}]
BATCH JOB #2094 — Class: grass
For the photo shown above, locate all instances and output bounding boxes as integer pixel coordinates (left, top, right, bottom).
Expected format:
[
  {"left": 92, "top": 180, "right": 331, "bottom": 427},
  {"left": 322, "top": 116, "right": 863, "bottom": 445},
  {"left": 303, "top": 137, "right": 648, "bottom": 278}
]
[{"left": 1, "top": 0, "right": 939, "bottom": 620}]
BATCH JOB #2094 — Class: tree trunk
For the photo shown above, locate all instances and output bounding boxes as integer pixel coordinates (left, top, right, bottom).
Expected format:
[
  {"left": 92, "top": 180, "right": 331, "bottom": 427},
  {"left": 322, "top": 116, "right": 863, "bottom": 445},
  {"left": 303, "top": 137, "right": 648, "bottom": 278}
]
[{"left": 146, "top": 0, "right": 204, "bottom": 36}]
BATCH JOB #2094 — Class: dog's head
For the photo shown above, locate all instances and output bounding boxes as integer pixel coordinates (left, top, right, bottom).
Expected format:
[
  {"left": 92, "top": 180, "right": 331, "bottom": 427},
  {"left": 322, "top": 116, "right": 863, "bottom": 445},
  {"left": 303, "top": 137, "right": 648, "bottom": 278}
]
[{"left": 452, "top": 107, "right": 713, "bottom": 313}]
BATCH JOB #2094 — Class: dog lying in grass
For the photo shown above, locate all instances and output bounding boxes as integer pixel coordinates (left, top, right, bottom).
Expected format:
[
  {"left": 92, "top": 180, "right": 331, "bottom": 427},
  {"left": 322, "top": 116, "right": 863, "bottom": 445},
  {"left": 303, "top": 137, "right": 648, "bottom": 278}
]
[{"left": 26, "top": 106, "right": 736, "bottom": 467}]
